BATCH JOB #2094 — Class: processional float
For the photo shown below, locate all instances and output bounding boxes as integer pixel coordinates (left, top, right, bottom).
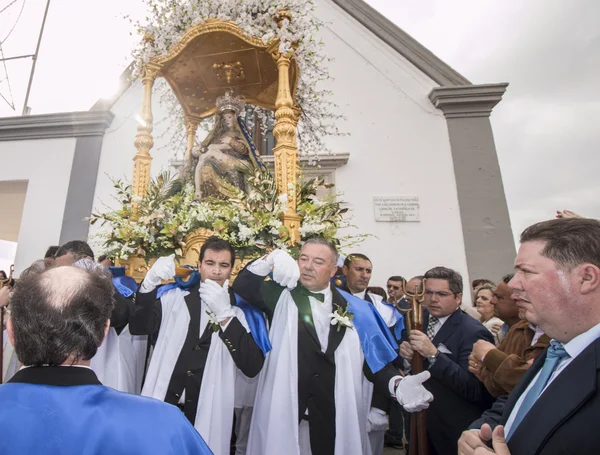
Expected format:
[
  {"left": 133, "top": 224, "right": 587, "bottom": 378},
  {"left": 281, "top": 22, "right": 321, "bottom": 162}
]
[
  {"left": 399, "top": 278, "right": 429, "bottom": 455},
  {"left": 121, "top": 11, "right": 302, "bottom": 281}
]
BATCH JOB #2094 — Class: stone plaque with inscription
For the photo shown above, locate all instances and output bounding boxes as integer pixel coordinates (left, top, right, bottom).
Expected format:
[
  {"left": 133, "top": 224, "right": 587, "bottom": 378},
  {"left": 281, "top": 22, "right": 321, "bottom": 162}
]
[{"left": 373, "top": 196, "right": 420, "bottom": 222}]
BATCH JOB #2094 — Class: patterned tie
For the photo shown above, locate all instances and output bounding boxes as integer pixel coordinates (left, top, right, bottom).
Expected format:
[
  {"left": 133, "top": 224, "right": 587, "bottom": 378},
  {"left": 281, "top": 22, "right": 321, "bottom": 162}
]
[
  {"left": 507, "top": 341, "right": 570, "bottom": 440},
  {"left": 426, "top": 316, "right": 439, "bottom": 340}
]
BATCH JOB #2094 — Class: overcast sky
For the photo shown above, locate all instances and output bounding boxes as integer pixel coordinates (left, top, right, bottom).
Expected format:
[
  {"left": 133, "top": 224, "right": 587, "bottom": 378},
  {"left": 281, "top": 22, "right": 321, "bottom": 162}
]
[{"left": 1, "top": 0, "right": 599, "bottom": 242}]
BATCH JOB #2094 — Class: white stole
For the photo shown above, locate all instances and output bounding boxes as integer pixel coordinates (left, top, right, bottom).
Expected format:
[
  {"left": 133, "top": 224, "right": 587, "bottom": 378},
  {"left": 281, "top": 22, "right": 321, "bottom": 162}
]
[
  {"left": 247, "top": 290, "right": 369, "bottom": 455},
  {"left": 141, "top": 287, "right": 249, "bottom": 455}
]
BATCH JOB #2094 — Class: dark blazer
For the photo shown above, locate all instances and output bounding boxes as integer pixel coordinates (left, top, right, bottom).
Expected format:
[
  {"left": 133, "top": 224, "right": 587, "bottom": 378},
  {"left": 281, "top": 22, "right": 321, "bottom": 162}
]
[
  {"left": 127, "top": 283, "right": 265, "bottom": 424},
  {"left": 410, "top": 309, "right": 494, "bottom": 455},
  {"left": 233, "top": 267, "right": 399, "bottom": 455},
  {"left": 470, "top": 337, "right": 600, "bottom": 455}
]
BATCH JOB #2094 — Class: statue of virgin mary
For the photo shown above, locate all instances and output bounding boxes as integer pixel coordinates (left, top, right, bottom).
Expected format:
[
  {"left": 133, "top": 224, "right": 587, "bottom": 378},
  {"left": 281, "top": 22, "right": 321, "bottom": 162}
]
[{"left": 186, "top": 91, "right": 264, "bottom": 200}]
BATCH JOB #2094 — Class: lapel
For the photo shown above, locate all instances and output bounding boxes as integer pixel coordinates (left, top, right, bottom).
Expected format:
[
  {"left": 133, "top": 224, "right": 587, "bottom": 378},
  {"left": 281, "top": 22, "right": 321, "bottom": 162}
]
[
  {"left": 508, "top": 339, "right": 600, "bottom": 453},
  {"left": 291, "top": 285, "right": 321, "bottom": 349},
  {"left": 431, "top": 308, "right": 461, "bottom": 346},
  {"left": 325, "top": 285, "right": 348, "bottom": 356},
  {"left": 184, "top": 284, "right": 212, "bottom": 343}
]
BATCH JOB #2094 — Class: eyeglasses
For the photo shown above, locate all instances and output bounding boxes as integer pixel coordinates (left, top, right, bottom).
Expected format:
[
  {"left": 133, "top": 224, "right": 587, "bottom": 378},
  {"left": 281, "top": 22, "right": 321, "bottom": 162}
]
[
  {"left": 387, "top": 284, "right": 400, "bottom": 290},
  {"left": 424, "top": 290, "right": 454, "bottom": 298}
]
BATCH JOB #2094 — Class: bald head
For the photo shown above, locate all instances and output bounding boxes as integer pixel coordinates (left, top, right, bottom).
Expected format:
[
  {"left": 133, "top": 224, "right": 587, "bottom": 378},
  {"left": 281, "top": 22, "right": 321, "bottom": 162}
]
[
  {"left": 40, "top": 267, "right": 90, "bottom": 309},
  {"left": 9, "top": 263, "right": 115, "bottom": 366}
]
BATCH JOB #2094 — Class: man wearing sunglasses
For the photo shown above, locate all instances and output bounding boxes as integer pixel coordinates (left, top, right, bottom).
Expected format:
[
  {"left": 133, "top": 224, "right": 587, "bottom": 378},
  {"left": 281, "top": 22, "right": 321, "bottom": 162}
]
[
  {"left": 399, "top": 266, "right": 494, "bottom": 455},
  {"left": 386, "top": 276, "right": 405, "bottom": 307}
]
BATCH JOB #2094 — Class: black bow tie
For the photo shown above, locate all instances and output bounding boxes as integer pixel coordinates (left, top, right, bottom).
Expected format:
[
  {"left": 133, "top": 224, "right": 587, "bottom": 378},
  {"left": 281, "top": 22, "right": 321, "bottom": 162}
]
[{"left": 300, "top": 286, "right": 325, "bottom": 302}]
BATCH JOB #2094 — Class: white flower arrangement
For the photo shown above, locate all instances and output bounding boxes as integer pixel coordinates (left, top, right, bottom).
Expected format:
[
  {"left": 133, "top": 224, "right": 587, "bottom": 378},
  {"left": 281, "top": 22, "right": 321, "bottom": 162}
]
[
  {"left": 130, "top": 0, "right": 346, "bottom": 159},
  {"left": 90, "top": 168, "right": 367, "bottom": 261}
]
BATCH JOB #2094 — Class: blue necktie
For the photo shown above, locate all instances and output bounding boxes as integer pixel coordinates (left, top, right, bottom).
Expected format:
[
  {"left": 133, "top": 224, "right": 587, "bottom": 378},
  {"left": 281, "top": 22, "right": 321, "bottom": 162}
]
[{"left": 507, "top": 340, "right": 569, "bottom": 440}]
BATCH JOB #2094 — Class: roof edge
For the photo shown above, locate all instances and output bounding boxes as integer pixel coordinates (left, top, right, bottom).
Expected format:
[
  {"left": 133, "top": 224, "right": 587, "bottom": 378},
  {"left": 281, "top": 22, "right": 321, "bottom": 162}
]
[
  {"left": 0, "top": 111, "right": 115, "bottom": 141},
  {"left": 331, "top": 0, "right": 471, "bottom": 86}
]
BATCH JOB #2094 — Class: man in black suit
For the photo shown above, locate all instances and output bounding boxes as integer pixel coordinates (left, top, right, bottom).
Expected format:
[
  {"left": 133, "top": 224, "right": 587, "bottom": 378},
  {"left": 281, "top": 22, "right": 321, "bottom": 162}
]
[
  {"left": 233, "top": 238, "right": 432, "bottom": 455},
  {"left": 400, "top": 266, "right": 494, "bottom": 455},
  {"left": 128, "top": 237, "right": 265, "bottom": 455},
  {"left": 459, "top": 218, "right": 600, "bottom": 455}
]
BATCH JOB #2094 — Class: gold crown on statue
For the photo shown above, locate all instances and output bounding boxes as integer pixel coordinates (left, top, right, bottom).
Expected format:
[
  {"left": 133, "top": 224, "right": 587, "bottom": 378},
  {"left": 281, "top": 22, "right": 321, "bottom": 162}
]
[{"left": 216, "top": 91, "right": 245, "bottom": 116}]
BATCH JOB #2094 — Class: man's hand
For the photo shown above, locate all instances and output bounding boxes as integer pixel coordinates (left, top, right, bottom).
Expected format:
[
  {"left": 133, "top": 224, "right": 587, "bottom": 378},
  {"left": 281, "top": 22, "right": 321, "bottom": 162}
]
[
  {"left": 200, "top": 279, "right": 236, "bottom": 324},
  {"left": 468, "top": 353, "right": 484, "bottom": 379},
  {"left": 458, "top": 424, "right": 493, "bottom": 455},
  {"left": 400, "top": 341, "right": 414, "bottom": 362},
  {"left": 266, "top": 250, "right": 299, "bottom": 289},
  {"left": 395, "top": 371, "right": 433, "bottom": 412},
  {"left": 472, "top": 339, "right": 497, "bottom": 363},
  {"left": 140, "top": 254, "right": 176, "bottom": 293},
  {"left": 408, "top": 331, "right": 437, "bottom": 358},
  {"left": 474, "top": 426, "right": 510, "bottom": 455},
  {"left": 0, "top": 286, "right": 11, "bottom": 308}
]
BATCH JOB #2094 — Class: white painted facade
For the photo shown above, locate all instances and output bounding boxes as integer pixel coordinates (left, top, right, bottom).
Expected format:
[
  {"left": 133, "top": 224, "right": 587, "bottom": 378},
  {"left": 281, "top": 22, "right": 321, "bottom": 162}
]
[{"left": 0, "top": 138, "right": 76, "bottom": 272}]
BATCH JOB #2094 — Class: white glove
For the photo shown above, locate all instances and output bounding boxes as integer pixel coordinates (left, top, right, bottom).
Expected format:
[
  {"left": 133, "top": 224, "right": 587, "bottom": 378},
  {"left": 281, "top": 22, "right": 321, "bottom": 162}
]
[
  {"left": 140, "top": 254, "right": 176, "bottom": 293},
  {"left": 394, "top": 371, "right": 433, "bottom": 413},
  {"left": 200, "top": 279, "right": 236, "bottom": 323},
  {"left": 366, "top": 407, "right": 389, "bottom": 432},
  {"left": 267, "top": 249, "right": 300, "bottom": 289}
]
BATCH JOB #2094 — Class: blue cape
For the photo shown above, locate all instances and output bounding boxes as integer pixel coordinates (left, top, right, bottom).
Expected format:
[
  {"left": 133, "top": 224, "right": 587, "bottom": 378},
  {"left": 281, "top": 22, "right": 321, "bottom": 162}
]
[
  {"left": 381, "top": 300, "right": 406, "bottom": 341},
  {"left": 337, "top": 289, "right": 399, "bottom": 373},
  {"left": 0, "top": 383, "right": 213, "bottom": 454}
]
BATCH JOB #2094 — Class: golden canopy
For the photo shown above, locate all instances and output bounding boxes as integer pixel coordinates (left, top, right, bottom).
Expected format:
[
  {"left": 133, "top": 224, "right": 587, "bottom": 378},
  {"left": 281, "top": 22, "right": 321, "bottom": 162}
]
[{"left": 150, "top": 19, "right": 298, "bottom": 120}]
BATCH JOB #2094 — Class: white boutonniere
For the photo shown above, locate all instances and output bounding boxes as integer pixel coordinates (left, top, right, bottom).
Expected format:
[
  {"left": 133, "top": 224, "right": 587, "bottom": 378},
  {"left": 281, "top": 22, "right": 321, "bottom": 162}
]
[
  {"left": 206, "top": 310, "right": 220, "bottom": 333},
  {"left": 329, "top": 306, "right": 354, "bottom": 332}
]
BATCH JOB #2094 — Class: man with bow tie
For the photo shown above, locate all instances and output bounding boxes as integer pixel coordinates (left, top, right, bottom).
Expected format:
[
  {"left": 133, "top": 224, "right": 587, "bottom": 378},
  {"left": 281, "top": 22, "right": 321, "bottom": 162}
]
[{"left": 233, "top": 237, "right": 432, "bottom": 455}]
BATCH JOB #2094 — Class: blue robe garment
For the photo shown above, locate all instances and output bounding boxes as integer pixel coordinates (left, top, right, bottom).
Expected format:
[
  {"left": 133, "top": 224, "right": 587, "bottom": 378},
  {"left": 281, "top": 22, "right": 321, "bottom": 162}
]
[{"left": 0, "top": 382, "right": 213, "bottom": 454}]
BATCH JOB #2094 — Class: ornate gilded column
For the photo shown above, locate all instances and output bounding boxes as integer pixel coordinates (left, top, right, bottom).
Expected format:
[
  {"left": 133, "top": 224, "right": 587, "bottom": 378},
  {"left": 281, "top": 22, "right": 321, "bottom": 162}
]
[
  {"left": 271, "top": 10, "right": 302, "bottom": 244},
  {"left": 184, "top": 116, "right": 200, "bottom": 163},
  {"left": 132, "top": 64, "right": 159, "bottom": 201}
]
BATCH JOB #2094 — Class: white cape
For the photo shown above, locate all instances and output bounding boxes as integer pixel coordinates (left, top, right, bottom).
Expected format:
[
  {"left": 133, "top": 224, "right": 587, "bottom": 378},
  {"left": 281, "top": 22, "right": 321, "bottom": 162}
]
[{"left": 247, "top": 289, "right": 370, "bottom": 455}]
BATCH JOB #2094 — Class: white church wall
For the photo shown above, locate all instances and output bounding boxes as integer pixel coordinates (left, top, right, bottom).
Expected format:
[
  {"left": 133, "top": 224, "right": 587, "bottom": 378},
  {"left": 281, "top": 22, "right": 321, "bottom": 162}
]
[
  {"left": 0, "top": 138, "right": 76, "bottom": 272},
  {"left": 314, "top": 1, "right": 471, "bottom": 300}
]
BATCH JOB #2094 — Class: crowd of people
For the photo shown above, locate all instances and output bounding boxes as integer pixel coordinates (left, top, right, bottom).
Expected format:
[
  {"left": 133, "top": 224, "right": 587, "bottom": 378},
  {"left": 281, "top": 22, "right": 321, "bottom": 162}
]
[{"left": 1, "top": 215, "right": 599, "bottom": 455}]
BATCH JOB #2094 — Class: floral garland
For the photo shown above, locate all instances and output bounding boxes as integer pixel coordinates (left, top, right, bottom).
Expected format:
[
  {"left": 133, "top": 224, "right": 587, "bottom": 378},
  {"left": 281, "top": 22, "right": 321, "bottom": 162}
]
[
  {"left": 130, "top": 0, "right": 345, "bottom": 159},
  {"left": 90, "top": 169, "right": 366, "bottom": 261}
]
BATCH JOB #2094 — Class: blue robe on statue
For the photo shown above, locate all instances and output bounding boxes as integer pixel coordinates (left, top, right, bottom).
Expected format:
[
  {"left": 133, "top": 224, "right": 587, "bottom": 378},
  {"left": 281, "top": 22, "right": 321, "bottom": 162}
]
[{"left": 0, "top": 366, "right": 213, "bottom": 455}]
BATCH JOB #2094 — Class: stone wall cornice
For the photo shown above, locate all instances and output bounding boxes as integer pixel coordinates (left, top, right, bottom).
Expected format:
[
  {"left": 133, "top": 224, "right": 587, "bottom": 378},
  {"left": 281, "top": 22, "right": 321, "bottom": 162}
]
[
  {"left": 0, "top": 111, "right": 115, "bottom": 141},
  {"left": 428, "top": 83, "right": 509, "bottom": 118}
]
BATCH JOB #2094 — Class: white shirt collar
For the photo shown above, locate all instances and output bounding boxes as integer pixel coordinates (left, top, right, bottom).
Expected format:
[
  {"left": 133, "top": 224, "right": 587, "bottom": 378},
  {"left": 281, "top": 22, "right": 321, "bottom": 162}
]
[
  {"left": 353, "top": 290, "right": 367, "bottom": 300},
  {"left": 561, "top": 321, "right": 600, "bottom": 360}
]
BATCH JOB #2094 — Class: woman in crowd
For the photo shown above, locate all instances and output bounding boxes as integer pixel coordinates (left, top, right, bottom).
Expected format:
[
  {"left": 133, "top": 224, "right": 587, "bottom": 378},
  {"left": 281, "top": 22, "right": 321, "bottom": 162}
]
[{"left": 475, "top": 285, "right": 504, "bottom": 344}]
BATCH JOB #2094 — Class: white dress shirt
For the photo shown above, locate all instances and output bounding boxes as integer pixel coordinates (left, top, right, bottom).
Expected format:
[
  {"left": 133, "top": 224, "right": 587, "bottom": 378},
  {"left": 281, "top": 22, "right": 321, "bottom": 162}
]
[
  {"left": 308, "top": 286, "right": 333, "bottom": 352},
  {"left": 504, "top": 321, "right": 600, "bottom": 435}
]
